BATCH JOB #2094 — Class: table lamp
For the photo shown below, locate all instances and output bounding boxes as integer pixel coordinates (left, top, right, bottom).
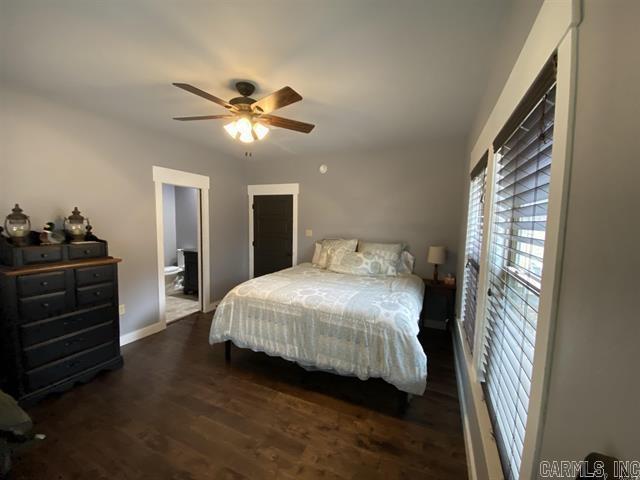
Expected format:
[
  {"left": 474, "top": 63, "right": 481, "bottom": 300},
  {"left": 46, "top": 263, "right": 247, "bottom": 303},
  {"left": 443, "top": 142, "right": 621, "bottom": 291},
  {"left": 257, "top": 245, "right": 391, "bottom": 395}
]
[{"left": 427, "top": 246, "right": 446, "bottom": 282}]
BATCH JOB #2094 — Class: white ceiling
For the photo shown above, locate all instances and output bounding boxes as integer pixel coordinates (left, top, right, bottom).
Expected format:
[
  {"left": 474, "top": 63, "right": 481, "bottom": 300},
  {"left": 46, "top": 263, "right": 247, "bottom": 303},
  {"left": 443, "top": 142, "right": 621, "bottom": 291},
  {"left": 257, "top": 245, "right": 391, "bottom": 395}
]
[{"left": 1, "top": 0, "right": 518, "bottom": 159}]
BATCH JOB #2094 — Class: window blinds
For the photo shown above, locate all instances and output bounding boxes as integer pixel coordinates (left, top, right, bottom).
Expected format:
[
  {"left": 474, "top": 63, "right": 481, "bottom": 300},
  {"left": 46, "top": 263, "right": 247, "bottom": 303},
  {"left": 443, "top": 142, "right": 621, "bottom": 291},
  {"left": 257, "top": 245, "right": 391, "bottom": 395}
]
[
  {"left": 462, "top": 153, "right": 487, "bottom": 351},
  {"left": 481, "top": 56, "right": 556, "bottom": 480}
]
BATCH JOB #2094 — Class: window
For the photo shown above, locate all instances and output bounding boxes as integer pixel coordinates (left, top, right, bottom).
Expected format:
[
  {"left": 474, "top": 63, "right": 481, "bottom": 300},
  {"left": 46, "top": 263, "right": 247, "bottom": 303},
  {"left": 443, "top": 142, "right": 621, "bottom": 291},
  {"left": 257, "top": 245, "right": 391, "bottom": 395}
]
[
  {"left": 462, "top": 154, "right": 487, "bottom": 352},
  {"left": 481, "top": 56, "right": 557, "bottom": 480}
]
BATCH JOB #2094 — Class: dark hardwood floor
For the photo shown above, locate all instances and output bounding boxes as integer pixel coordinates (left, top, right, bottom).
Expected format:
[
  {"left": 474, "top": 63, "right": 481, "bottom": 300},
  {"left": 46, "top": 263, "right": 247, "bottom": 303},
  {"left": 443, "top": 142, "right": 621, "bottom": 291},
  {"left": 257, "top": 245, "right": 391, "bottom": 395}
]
[{"left": 12, "top": 313, "right": 467, "bottom": 479}]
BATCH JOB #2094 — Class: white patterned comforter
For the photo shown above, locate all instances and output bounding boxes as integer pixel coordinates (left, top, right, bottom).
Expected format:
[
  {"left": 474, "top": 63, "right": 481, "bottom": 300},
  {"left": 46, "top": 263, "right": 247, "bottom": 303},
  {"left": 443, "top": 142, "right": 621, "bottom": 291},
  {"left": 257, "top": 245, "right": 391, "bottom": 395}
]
[{"left": 209, "top": 263, "right": 427, "bottom": 394}]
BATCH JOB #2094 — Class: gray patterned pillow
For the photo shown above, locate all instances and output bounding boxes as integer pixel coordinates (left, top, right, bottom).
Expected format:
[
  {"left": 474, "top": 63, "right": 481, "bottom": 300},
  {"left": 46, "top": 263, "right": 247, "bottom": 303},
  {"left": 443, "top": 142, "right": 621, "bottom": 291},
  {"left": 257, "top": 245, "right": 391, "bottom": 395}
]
[
  {"left": 311, "top": 242, "right": 322, "bottom": 265},
  {"left": 397, "top": 250, "right": 416, "bottom": 274},
  {"left": 357, "top": 241, "right": 403, "bottom": 264},
  {"left": 316, "top": 238, "right": 358, "bottom": 268},
  {"left": 328, "top": 250, "right": 398, "bottom": 276}
]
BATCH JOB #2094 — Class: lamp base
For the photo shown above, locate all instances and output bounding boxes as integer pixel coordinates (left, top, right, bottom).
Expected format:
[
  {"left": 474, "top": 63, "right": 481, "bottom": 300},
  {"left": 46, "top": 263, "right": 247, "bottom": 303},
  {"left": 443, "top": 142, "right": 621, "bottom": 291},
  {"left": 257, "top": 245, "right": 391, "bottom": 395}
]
[{"left": 432, "top": 264, "right": 439, "bottom": 283}]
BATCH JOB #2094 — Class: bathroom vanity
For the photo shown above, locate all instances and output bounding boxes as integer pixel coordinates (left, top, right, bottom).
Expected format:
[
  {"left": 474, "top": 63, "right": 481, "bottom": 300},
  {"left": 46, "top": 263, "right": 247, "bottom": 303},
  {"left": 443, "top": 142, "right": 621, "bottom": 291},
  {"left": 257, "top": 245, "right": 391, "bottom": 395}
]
[{"left": 183, "top": 250, "right": 198, "bottom": 295}]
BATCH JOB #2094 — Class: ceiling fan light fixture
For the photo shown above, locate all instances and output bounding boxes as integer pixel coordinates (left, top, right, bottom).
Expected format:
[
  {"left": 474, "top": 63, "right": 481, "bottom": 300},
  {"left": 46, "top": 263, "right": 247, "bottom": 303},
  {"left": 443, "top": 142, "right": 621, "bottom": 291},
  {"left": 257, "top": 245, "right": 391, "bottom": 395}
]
[
  {"left": 223, "top": 121, "right": 239, "bottom": 139},
  {"left": 172, "top": 82, "right": 314, "bottom": 142},
  {"left": 236, "top": 117, "right": 253, "bottom": 136},
  {"left": 238, "top": 130, "right": 254, "bottom": 143},
  {"left": 253, "top": 122, "right": 269, "bottom": 140}
]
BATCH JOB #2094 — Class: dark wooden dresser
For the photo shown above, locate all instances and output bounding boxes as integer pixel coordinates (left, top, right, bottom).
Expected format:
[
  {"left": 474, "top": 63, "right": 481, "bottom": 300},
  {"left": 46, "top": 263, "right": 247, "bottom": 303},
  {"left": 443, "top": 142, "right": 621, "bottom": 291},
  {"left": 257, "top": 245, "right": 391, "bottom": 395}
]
[{"left": 0, "top": 241, "right": 123, "bottom": 405}]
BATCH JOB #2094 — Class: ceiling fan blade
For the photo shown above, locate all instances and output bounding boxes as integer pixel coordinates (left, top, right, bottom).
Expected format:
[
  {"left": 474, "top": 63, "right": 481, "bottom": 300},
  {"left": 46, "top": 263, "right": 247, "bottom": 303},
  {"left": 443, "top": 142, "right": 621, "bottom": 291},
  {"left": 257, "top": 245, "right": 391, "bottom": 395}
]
[
  {"left": 252, "top": 87, "right": 302, "bottom": 114},
  {"left": 172, "top": 83, "right": 234, "bottom": 110},
  {"left": 173, "top": 115, "right": 234, "bottom": 121},
  {"left": 260, "top": 114, "right": 315, "bottom": 133}
]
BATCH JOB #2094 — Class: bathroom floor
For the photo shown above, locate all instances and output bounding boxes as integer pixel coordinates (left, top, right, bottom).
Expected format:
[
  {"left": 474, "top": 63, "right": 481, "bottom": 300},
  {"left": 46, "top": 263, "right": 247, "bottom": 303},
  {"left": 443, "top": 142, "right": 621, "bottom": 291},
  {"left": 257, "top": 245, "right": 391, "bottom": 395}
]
[{"left": 166, "top": 292, "right": 200, "bottom": 323}]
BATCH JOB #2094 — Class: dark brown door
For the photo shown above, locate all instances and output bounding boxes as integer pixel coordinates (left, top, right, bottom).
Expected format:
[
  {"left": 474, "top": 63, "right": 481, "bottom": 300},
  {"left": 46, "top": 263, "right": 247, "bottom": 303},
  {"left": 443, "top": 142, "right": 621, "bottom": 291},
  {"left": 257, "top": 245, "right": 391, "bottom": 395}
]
[{"left": 253, "top": 195, "right": 293, "bottom": 277}]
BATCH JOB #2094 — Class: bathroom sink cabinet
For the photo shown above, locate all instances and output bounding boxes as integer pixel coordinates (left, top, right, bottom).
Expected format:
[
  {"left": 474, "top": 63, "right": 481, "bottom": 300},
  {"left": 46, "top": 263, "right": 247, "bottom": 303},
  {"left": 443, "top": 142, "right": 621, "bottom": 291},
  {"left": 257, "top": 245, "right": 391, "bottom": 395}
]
[{"left": 183, "top": 250, "right": 198, "bottom": 296}]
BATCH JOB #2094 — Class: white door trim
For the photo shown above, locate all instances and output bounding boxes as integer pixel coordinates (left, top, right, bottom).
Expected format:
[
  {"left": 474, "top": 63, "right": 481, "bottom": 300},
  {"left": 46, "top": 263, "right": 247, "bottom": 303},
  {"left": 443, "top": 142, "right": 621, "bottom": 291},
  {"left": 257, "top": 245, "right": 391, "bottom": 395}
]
[
  {"left": 152, "top": 166, "right": 213, "bottom": 335},
  {"left": 247, "top": 183, "right": 299, "bottom": 279}
]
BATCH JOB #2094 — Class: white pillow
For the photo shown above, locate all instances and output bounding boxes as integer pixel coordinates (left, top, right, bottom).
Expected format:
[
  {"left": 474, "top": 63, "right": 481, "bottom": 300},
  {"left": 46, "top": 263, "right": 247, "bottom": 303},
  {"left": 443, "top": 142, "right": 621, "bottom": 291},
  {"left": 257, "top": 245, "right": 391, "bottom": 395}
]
[
  {"left": 316, "top": 238, "right": 358, "bottom": 269},
  {"left": 311, "top": 242, "right": 322, "bottom": 266},
  {"left": 397, "top": 250, "right": 416, "bottom": 274},
  {"left": 328, "top": 250, "right": 398, "bottom": 276},
  {"left": 357, "top": 241, "right": 403, "bottom": 263}
]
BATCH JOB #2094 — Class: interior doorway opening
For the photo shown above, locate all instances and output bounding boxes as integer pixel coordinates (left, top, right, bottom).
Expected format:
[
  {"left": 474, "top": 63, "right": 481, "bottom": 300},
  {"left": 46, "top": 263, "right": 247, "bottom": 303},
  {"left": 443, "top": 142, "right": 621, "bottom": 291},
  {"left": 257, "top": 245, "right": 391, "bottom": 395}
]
[
  {"left": 162, "top": 184, "right": 200, "bottom": 323},
  {"left": 153, "top": 166, "right": 211, "bottom": 329}
]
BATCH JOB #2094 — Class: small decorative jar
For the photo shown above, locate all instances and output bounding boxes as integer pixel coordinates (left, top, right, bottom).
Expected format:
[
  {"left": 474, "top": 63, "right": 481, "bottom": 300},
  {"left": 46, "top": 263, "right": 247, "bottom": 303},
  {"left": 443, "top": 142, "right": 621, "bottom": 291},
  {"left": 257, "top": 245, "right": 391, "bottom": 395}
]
[
  {"left": 64, "top": 207, "right": 88, "bottom": 242},
  {"left": 4, "top": 204, "right": 31, "bottom": 246}
]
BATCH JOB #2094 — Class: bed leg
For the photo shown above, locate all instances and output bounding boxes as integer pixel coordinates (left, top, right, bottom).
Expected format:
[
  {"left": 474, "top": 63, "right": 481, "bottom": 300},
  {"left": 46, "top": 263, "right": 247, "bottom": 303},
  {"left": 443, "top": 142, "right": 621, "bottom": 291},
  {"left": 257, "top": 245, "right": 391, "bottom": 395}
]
[
  {"left": 225, "top": 340, "right": 231, "bottom": 363},
  {"left": 397, "top": 391, "right": 411, "bottom": 416}
]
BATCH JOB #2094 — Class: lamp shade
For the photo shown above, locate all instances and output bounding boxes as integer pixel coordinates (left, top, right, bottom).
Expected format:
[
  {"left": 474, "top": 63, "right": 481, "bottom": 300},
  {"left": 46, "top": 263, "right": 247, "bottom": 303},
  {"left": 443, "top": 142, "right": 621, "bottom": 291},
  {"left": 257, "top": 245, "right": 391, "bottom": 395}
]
[{"left": 427, "top": 246, "right": 446, "bottom": 265}]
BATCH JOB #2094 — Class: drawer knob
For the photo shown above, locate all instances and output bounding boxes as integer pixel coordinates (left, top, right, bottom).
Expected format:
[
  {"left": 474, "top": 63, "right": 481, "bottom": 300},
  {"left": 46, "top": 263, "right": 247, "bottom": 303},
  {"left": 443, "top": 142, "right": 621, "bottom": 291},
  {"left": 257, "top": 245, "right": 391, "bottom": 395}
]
[
  {"left": 84, "top": 249, "right": 91, "bottom": 254},
  {"left": 41, "top": 253, "right": 48, "bottom": 258},
  {"left": 42, "top": 303, "right": 50, "bottom": 308},
  {"left": 93, "top": 273, "right": 100, "bottom": 278},
  {"left": 94, "top": 291, "right": 101, "bottom": 296},
  {"left": 41, "top": 281, "right": 49, "bottom": 286}
]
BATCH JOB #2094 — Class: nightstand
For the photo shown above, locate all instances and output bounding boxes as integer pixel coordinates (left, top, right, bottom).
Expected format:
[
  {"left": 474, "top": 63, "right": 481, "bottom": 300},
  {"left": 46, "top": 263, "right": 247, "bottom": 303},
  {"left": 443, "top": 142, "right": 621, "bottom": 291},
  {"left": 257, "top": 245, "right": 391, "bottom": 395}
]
[{"left": 420, "top": 279, "right": 456, "bottom": 330}]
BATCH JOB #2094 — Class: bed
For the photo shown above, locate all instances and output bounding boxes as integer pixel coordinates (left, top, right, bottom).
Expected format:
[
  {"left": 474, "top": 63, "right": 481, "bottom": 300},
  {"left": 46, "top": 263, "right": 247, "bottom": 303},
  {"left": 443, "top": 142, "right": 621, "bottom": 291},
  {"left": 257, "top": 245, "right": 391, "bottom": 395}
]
[{"left": 209, "top": 263, "right": 427, "bottom": 397}]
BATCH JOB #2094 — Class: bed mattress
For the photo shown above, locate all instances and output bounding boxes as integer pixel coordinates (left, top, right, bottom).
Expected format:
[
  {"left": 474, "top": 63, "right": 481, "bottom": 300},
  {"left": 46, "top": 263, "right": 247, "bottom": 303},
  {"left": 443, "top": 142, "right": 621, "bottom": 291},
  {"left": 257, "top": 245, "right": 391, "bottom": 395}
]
[{"left": 209, "top": 263, "right": 427, "bottom": 394}]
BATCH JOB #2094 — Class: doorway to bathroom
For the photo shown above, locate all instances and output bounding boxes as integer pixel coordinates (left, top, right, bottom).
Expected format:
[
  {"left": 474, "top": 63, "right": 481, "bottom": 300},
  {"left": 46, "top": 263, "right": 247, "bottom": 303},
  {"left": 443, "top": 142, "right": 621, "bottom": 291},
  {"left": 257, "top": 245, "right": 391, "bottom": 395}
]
[
  {"left": 153, "top": 166, "right": 212, "bottom": 329},
  {"left": 162, "top": 184, "right": 199, "bottom": 323}
]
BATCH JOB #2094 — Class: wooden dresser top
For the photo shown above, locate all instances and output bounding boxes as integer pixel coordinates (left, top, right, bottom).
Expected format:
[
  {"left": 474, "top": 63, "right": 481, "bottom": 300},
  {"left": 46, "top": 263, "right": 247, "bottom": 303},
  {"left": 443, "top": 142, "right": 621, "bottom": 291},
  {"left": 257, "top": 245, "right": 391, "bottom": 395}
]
[{"left": 0, "top": 257, "right": 122, "bottom": 277}]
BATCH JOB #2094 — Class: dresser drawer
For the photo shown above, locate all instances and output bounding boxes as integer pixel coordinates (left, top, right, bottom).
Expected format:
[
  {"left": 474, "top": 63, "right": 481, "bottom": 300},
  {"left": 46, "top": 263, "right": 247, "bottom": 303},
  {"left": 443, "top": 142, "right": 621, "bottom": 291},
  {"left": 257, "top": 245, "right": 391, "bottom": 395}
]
[
  {"left": 24, "top": 342, "right": 116, "bottom": 392},
  {"left": 76, "top": 282, "right": 114, "bottom": 307},
  {"left": 19, "top": 292, "right": 67, "bottom": 322},
  {"left": 17, "top": 271, "right": 66, "bottom": 297},
  {"left": 20, "top": 305, "right": 116, "bottom": 347},
  {"left": 76, "top": 265, "right": 114, "bottom": 287},
  {"left": 23, "top": 322, "right": 114, "bottom": 369},
  {"left": 68, "top": 242, "right": 107, "bottom": 260},
  {"left": 22, "top": 246, "right": 63, "bottom": 265}
]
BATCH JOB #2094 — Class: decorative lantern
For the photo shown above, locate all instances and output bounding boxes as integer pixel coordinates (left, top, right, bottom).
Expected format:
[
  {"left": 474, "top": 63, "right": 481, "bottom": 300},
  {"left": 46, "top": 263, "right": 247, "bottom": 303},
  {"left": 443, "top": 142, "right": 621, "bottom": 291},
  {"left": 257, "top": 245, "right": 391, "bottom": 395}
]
[
  {"left": 64, "top": 207, "right": 88, "bottom": 242},
  {"left": 4, "top": 204, "right": 31, "bottom": 246}
]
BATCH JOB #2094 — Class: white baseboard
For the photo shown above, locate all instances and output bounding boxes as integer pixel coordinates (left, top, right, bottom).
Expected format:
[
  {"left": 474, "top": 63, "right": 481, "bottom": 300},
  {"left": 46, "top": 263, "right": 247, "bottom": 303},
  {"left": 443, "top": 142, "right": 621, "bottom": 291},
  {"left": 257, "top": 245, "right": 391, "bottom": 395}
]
[
  {"left": 120, "top": 299, "right": 219, "bottom": 346},
  {"left": 204, "top": 299, "right": 221, "bottom": 313},
  {"left": 120, "top": 321, "right": 165, "bottom": 346}
]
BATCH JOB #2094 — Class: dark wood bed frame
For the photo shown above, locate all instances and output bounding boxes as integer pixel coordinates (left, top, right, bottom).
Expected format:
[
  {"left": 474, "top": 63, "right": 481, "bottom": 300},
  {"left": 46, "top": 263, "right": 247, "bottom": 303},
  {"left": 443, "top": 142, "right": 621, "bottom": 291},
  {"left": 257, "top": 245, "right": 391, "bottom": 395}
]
[{"left": 224, "top": 340, "right": 411, "bottom": 415}]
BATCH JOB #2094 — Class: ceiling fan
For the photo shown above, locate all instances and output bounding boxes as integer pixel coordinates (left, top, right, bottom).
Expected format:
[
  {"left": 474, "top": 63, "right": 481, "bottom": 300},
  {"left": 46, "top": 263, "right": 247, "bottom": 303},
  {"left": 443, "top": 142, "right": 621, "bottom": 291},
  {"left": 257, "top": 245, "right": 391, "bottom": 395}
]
[{"left": 172, "top": 81, "right": 315, "bottom": 143}]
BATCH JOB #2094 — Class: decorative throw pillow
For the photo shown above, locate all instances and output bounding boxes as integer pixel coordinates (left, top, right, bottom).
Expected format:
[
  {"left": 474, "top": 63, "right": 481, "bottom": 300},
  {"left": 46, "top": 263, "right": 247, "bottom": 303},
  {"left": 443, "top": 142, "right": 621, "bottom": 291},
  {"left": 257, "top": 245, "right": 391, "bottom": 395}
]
[
  {"left": 316, "top": 238, "right": 358, "bottom": 269},
  {"left": 328, "top": 250, "right": 398, "bottom": 276},
  {"left": 397, "top": 250, "right": 416, "bottom": 274},
  {"left": 311, "top": 242, "right": 322, "bottom": 266},
  {"left": 357, "top": 241, "right": 403, "bottom": 264}
]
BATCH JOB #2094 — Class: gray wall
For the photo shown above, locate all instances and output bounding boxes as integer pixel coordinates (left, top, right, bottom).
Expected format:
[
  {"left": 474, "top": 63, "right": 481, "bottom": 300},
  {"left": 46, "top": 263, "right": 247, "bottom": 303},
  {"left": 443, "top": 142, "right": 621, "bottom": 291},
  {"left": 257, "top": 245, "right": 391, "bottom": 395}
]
[
  {"left": 0, "top": 85, "right": 248, "bottom": 335},
  {"left": 174, "top": 186, "right": 198, "bottom": 252},
  {"left": 162, "top": 184, "right": 176, "bottom": 266},
  {"left": 537, "top": 0, "right": 640, "bottom": 465},
  {"left": 466, "top": 0, "right": 544, "bottom": 150},
  {"left": 246, "top": 142, "right": 466, "bottom": 278}
]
